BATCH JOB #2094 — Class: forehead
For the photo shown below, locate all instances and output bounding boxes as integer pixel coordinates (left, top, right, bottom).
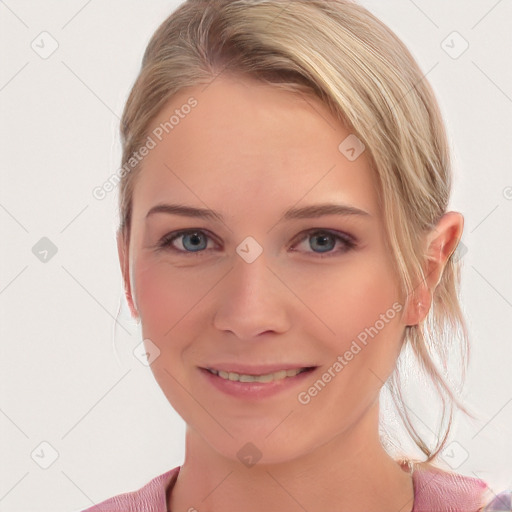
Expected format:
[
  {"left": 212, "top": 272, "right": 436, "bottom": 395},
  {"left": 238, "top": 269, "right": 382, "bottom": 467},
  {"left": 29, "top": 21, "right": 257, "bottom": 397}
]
[{"left": 131, "top": 74, "right": 379, "bottom": 220}]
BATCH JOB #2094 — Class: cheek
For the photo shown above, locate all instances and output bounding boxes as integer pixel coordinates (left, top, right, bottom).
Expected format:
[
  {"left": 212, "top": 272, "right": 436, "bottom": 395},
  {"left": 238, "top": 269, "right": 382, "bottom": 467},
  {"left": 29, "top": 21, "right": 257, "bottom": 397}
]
[
  {"left": 333, "top": 271, "right": 404, "bottom": 384},
  {"left": 135, "top": 263, "right": 172, "bottom": 329},
  {"left": 296, "top": 258, "right": 405, "bottom": 393},
  {"left": 132, "top": 256, "right": 220, "bottom": 349},
  {"left": 133, "top": 257, "right": 197, "bottom": 339},
  {"left": 288, "top": 256, "right": 402, "bottom": 344},
  {"left": 344, "top": 270, "right": 402, "bottom": 361},
  {"left": 131, "top": 258, "right": 224, "bottom": 430},
  {"left": 297, "top": 265, "right": 404, "bottom": 424}
]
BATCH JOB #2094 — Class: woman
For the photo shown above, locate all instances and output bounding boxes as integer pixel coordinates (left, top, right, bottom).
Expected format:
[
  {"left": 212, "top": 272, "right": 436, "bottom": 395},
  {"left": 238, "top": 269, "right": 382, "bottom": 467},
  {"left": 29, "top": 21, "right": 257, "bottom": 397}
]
[{"left": 82, "top": 0, "right": 510, "bottom": 510}]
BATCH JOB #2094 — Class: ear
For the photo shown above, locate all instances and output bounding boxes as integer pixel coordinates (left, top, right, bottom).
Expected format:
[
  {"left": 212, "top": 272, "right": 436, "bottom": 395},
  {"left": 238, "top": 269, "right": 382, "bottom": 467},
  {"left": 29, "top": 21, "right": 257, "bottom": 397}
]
[
  {"left": 116, "top": 230, "right": 139, "bottom": 320},
  {"left": 402, "top": 211, "right": 464, "bottom": 326}
]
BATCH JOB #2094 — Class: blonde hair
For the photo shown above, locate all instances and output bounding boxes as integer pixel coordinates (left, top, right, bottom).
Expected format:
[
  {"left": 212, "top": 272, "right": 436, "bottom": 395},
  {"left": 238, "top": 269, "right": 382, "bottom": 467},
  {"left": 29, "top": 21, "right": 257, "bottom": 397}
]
[{"left": 118, "top": 0, "right": 474, "bottom": 464}]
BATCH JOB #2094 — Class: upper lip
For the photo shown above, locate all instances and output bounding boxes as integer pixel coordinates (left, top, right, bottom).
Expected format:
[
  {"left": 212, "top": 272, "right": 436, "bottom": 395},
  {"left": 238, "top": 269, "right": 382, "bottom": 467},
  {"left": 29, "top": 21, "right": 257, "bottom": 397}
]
[{"left": 201, "top": 363, "right": 317, "bottom": 375}]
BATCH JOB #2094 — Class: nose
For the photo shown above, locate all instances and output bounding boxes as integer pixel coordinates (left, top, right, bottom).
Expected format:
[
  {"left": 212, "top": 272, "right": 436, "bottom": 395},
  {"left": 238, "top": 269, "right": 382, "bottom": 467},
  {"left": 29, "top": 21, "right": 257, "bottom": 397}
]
[{"left": 212, "top": 248, "right": 291, "bottom": 340}]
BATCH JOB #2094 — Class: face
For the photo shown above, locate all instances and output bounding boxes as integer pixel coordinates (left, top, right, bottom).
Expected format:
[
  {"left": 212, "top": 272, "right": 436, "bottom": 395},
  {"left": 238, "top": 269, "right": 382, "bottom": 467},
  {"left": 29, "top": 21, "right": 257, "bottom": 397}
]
[{"left": 121, "top": 74, "right": 409, "bottom": 464}]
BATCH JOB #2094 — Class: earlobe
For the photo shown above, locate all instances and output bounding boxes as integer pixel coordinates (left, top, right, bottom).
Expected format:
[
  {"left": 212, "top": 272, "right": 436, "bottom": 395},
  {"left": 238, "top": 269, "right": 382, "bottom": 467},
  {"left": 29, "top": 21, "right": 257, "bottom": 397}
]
[
  {"left": 402, "top": 289, "right": 431, "bottom": 327},
  {"left": 116, "top": 230, "right": 139, "bottom": 320}
]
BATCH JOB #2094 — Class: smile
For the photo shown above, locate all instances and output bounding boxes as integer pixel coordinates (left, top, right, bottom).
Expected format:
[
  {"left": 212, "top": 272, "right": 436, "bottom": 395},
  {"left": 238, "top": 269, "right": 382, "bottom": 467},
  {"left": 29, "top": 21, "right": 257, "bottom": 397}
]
[{"left": 206, "top": 367, "right": 312, "bottom": 383}]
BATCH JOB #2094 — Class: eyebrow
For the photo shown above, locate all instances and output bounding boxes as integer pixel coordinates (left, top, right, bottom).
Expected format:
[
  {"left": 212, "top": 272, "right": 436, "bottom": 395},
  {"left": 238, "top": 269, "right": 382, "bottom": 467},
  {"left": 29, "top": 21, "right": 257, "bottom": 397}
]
[{"left": 146, "top": 202, "right": 371, "bottom": 222}]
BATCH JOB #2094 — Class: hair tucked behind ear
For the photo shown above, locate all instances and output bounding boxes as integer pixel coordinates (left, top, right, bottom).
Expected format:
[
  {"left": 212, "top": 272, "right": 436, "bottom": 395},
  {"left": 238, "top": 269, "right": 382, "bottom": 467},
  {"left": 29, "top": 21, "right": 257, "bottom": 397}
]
[{"left": 118, "top": 0, "right": 475, "bottom": 464}]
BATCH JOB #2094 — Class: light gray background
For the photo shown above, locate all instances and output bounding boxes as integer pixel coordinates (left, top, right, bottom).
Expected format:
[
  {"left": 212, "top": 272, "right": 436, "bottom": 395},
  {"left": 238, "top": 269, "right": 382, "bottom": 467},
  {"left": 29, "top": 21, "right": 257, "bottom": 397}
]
[{"left": 1, "top": 1, "right": 511, "bottom": 511}]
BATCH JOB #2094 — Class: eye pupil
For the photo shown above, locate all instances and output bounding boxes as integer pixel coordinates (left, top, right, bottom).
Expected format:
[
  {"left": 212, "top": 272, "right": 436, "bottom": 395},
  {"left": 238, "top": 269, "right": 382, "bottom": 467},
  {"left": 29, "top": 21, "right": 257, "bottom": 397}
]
[
  {"left": 310, "top": 232, "right": 335, "bottom": 253},
  {"left": 183, "top": 232, "right": 207, "bottom": 251}
]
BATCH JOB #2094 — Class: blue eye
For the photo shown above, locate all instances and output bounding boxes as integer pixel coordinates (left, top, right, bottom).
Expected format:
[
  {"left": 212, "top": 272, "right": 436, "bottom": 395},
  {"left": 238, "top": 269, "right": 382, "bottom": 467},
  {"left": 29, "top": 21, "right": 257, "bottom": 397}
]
[
  {"left": 292, "top": 230, "right": 357, "bottom": 257},
  {"left": 158, "top": 230, "right": 215, "bottom": 254},
  {"left": 157, "top": 229, "right": 356, "bottom": 257}
]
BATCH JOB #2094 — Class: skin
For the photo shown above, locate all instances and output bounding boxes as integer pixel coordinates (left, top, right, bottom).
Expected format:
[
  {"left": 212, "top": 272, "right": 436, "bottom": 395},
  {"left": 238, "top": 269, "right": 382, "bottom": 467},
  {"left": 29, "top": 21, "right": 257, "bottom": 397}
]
[{"left": 117, "top": 74, "right": 464, "bottom": 512}]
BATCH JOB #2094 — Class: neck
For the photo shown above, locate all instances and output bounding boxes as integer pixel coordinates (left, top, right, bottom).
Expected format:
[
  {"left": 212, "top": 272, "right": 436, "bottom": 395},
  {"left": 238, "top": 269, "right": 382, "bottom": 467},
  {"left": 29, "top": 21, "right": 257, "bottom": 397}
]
[{"left": 169, "top": 402, "right": 414, "bottom": 512}]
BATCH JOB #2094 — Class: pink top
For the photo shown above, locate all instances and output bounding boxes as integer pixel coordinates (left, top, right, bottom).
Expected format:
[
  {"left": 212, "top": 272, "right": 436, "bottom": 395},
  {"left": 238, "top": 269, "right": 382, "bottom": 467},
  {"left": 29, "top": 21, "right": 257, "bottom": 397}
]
[{"left": 80, "top": 462, "right": 511, "bottom": 512}]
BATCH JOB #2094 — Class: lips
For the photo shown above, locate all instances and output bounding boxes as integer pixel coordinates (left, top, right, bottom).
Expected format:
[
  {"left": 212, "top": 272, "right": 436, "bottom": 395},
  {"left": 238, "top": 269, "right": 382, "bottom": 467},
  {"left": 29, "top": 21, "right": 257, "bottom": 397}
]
[
  {"left": 201, "top": 363, "right": 317, "bottom": 375},
  {"left": 199, "top": 364, "right": 319, "bottom": 399}
]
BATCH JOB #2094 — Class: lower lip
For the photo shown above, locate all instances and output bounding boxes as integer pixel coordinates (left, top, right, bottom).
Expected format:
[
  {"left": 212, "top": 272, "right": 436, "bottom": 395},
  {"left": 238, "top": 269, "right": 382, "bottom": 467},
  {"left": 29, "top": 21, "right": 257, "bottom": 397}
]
[{"left": 198, "top": 367, "right": 317, "bottom": 400}]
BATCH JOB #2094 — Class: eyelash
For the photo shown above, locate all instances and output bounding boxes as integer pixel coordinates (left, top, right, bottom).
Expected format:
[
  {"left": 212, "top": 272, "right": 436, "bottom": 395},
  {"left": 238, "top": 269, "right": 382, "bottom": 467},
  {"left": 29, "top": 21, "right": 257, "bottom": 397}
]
[{"left": 156, "top": 228, "right": 357, "bottom": 259}]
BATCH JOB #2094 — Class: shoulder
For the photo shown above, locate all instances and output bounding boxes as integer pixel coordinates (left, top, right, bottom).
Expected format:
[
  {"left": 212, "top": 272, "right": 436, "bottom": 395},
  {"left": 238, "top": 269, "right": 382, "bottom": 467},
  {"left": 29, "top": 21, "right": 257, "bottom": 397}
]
[
  {"left": 79, "top": 466, "right": 181, "bottom": 512},
  {"left": 411, "top": 461, "right": 489, "bottom": 511},
  {"left": 480, "top": 489, "right": 512, "bottom": 511}
]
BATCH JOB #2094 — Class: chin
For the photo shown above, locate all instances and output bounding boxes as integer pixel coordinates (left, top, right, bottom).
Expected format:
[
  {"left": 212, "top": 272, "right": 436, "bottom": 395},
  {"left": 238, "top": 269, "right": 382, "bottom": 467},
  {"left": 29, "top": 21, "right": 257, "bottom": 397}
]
[{"left": 203, "top": 432, "right": 311, "bottom": 469}]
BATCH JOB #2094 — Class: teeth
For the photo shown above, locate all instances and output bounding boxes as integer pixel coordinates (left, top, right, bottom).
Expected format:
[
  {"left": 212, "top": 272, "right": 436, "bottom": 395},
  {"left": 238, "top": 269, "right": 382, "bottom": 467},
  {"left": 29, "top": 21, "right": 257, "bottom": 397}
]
[{"left": 208, "top": 367, "right": 307, "bottom": 383}]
